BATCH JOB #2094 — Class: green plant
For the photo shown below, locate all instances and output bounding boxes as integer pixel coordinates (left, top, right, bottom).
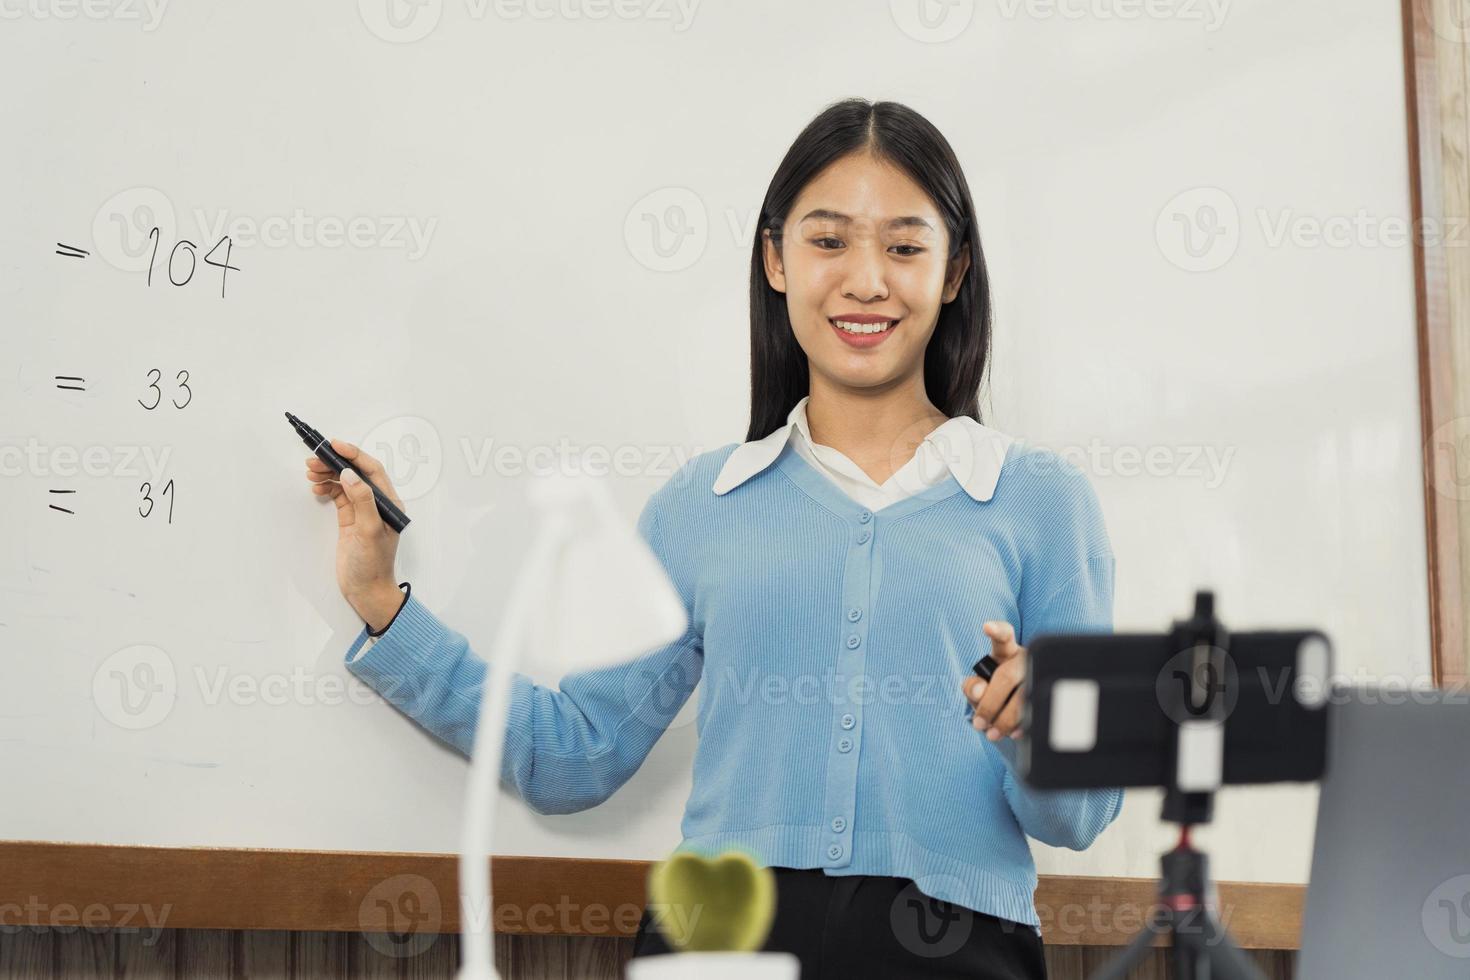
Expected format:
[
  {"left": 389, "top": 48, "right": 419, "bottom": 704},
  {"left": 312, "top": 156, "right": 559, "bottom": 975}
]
[{"left": 645, "top": 849, "right": 776, "bottom": 953}]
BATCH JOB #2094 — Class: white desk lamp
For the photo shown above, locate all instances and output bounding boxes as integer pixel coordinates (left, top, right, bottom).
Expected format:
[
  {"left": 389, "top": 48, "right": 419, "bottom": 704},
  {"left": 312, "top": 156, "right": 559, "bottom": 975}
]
[{"left": 455, "top": 472, "right": 689, "bottom": 980}]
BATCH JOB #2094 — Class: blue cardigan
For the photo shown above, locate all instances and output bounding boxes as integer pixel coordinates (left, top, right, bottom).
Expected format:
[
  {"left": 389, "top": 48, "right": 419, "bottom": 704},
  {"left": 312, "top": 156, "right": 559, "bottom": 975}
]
[{"left": 344, "top": 437, "right": 1124, "bottom": 931}]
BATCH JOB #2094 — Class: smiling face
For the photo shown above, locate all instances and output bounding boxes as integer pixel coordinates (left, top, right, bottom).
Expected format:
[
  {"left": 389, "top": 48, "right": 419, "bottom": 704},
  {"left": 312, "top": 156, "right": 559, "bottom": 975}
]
[{"left": 762, "top": 150, "right": 970, "bottom": 393}]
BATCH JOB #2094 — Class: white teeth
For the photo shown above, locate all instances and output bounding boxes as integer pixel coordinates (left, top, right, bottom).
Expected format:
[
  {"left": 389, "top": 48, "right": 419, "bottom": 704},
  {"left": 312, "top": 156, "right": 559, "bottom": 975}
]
[{"left": 832, "top": 319, "right": 896, "bottom": 334}]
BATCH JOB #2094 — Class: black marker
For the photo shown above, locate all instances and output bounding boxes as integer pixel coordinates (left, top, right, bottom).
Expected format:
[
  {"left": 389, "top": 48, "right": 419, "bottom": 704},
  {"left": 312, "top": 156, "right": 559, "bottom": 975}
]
[
  {"left": 971, "top": 653, "right": 1019, "bottom": 714},
  {"left": 286, "top": 412, "right": 411, "bottom": 533}
]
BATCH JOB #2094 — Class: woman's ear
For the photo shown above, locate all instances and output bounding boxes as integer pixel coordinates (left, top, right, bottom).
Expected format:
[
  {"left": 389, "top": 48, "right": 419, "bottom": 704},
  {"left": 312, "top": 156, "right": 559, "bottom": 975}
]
[
  {"left": 942, "top": 242, "right": 971, "bottom": 304},
  {"left": 762, "top": 228, "right": 787, "bottom": 294}
]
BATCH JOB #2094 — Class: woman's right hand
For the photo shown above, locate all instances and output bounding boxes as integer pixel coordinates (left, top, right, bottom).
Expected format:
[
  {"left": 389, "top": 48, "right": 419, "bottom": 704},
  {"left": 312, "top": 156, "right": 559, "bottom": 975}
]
[{"left": 303, "top": 440, "right": 407, "bottom": 631}]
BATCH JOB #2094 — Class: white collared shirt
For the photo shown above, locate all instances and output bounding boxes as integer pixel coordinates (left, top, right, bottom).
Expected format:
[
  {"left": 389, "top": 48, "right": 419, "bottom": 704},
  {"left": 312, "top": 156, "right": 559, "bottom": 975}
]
[{"left": 712, "top": 395, "right": 1016, "bottom": 510}]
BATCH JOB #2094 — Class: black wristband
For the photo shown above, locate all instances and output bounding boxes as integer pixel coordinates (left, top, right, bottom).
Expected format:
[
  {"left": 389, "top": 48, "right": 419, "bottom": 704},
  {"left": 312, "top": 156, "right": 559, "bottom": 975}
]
[{"left": 366, "top": 581, "right": 411, "bottom": 637}]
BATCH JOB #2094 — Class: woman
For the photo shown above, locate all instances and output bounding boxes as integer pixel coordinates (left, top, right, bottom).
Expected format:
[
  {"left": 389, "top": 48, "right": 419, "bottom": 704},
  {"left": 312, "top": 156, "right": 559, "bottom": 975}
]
[{"left": 305, "top": 98, "right": 1122, "bottom": 979}]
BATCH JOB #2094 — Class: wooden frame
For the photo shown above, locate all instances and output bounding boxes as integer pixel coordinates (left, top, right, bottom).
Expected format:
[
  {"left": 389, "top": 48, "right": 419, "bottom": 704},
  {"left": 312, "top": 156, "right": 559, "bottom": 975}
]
[
  {"left": 1406, "top": 0, "right": 1470, "bottom": 690},
  {"left": 1, "top": 0, "right": 1459, "bottom": 954}
]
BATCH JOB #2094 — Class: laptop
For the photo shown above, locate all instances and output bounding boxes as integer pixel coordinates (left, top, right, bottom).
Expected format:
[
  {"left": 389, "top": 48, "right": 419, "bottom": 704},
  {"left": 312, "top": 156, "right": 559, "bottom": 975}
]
[{"left": 1296, "top": 688, "right": 1470, "bottom": 979}]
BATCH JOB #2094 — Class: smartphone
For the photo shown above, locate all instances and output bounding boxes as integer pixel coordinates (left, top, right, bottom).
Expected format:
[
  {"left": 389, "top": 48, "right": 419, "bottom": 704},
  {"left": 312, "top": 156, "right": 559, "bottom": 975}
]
[{"left": 1017, "top": 629, "right": 1332, "bottom": 790}]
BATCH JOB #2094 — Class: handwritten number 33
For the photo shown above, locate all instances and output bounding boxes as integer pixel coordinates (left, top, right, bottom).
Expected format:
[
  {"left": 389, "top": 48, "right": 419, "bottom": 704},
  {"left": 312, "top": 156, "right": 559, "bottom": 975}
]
[{"left": 138, "top": 369, "right": 192, "bottom": 411}]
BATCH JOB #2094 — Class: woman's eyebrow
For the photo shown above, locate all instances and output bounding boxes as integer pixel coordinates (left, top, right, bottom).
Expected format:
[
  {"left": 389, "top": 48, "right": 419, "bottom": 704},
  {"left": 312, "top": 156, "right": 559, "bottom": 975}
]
[{"left": 797, "top": 208, "right": 935, "bottom": 232}]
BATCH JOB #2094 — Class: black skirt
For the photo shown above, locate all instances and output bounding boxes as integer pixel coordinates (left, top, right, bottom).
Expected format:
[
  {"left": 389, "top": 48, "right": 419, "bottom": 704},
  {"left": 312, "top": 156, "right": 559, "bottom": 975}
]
[{"left": 629, "top": 866, "right": 1047, "bottom": 980}]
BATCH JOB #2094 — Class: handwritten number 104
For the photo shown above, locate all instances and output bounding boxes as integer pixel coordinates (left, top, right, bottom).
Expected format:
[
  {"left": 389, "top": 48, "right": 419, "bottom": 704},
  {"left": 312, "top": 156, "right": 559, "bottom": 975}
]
[{"left": 145, "top": 227, "right": 239, "bottom": 298}]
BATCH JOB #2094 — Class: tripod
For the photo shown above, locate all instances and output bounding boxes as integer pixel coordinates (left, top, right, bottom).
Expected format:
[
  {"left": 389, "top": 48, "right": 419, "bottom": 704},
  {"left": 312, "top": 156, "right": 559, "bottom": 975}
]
[
  {"left": 1091, "top": 591, "right": 1266, "bottom": 980},
  {"left": 1089, "top": 791, "right": 1265, "bottom": 980}
]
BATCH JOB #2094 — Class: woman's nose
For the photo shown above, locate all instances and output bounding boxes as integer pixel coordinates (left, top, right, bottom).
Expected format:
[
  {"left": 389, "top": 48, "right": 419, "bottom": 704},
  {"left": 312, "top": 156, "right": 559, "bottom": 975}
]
[{"left": 840, "top": 239, "right": 889, "bottom": 301}]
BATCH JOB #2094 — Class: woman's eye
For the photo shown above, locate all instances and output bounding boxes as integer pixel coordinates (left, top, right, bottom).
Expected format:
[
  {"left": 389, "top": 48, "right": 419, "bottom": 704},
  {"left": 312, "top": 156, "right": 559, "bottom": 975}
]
[{"left": 811, "top": 238, "right": 923, "bottom": 255}]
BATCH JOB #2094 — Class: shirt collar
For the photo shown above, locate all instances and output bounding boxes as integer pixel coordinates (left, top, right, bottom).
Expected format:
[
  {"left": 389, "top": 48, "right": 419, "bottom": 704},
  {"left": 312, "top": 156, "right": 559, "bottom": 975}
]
[{"left": 711, "top": 395, "right": 1016, "bottom": 502}]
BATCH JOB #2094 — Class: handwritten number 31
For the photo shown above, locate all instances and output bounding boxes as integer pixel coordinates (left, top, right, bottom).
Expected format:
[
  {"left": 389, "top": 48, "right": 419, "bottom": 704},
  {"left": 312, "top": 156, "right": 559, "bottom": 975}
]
[{"left": 138, "top": 480, "right": 175, "bottom": 523}]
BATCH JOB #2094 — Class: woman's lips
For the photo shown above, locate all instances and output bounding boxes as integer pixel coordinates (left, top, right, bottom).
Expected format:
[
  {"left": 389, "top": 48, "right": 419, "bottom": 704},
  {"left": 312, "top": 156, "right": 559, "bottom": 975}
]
[{"left": 829, "top": 317, "right": 899, "bottom": 349}]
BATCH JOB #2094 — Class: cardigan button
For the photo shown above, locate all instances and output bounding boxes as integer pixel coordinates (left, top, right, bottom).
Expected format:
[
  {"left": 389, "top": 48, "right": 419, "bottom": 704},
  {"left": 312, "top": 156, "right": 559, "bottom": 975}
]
[
  {"left": 827, "top": 844, "right": 843, "bottom": 860},
  {"left": 856, "top": 529, "right": 870, "bottom": 544},
  {"left": 847, "top": 607, "right": 861, "bottom": 622},
  {"left": 846, "top": 634, "right": 861, "bottom": 649},
  {"left": 858, "top": 510, "right": 871, "bottom": 523},
  {"left": 837, "top": 737, "right": 852, "bottom": 752},
  {"left": 840, "top": 713, "right": 855, "bottom": 729},
  {"left": 831, "top": 817, "right": 847, "bottom": 832}
]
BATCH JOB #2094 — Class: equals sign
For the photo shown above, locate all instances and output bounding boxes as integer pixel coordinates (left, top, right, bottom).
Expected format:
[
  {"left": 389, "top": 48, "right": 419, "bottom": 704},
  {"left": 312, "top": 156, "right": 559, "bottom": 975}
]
[
  {"left": 55, "top": 375, "right": 85, "bottom": 392},
  {"left": 55, "top": 243, "right": 89, "bottom": 259},
  {"left": 49, "top": 489, "right": 77, "bottom": 515}
]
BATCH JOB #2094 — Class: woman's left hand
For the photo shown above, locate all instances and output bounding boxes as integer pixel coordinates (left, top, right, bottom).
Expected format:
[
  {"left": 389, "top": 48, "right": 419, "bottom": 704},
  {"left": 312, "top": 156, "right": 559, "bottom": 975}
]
[{"left": 962, "top": 621, "right": 1027, "bottom": 742}]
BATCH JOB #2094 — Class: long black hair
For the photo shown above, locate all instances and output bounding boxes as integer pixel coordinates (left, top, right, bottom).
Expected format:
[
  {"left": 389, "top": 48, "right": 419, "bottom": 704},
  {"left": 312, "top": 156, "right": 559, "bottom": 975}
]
[{"left": 745, "top": 98, "right": 992, "bottom": 442}]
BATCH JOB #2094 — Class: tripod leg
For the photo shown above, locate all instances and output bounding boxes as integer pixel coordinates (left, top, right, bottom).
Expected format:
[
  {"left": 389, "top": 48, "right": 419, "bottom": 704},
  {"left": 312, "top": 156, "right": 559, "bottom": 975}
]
[
  {"left": 1086, "top": 909, "right": 1169, "bottom": 980},
  {"left": 1172, "top": 910, "right": 1267, "bottom": 980},
  {"left": 1172, "top": 919, "right": 1196, "bottom": 980}
]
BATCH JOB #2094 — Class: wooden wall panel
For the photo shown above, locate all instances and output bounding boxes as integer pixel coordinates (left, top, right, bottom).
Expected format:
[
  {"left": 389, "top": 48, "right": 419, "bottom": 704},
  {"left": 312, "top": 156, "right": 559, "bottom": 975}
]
[
  {"left": 0, "top": 930, "right": 1296, "bottom": 980},
  {"left": 0, "top": 844, "right": 1302, "bottom": 950}
]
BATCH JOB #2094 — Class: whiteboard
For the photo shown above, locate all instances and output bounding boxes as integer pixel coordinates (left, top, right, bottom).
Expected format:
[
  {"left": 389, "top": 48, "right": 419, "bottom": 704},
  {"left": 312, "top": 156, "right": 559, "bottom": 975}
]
[{"left": 0, "top": 0, "right": 1427, "bottom": 892}]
